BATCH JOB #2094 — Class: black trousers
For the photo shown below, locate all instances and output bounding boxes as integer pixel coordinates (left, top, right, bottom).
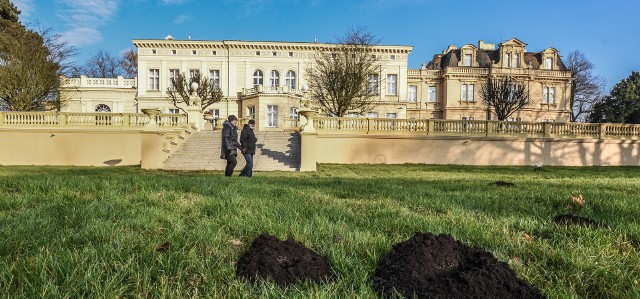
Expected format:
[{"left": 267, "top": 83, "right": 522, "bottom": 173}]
[{"left": 225, "top": 154, "right": 237, "bottom": 177}]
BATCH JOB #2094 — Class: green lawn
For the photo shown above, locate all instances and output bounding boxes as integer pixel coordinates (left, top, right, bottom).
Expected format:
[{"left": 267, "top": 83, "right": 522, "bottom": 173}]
[{"left": 0, "top": 165, "right": 639, "bottom": 298}]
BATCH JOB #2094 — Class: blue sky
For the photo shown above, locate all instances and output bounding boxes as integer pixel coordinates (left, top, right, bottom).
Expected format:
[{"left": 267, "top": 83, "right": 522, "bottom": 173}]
[{"left": 13, "top": 0, "right": 640, "bottom": 90}]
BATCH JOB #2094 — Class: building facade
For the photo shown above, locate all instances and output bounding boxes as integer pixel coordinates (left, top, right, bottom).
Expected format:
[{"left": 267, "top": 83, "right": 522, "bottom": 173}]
[{"left": 61, "top": 37, "right": 572, "bottom": 130}]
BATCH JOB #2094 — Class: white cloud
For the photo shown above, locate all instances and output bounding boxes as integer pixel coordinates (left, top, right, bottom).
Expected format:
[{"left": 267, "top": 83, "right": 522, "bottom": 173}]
[
  {"left": 61, "top": 27, "right": 104, "bottom": 46},
  {"left": 174, "top": 14, "right": 191, "bottom": 24},
  {"left": 13, "top": 0, "right": 34, "bottom": 17},
  {"left": 57, "top": 0, "right": 119, "bottom": 46}
]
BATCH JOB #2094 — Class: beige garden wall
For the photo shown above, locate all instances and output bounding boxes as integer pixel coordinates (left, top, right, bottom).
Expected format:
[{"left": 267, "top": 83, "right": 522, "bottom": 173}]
[
  {"left": 315, "top": 134, "right": 640, "bottom": 166},
  {"left": 0, "top": 128, "right": 143, "bottom": 167}
]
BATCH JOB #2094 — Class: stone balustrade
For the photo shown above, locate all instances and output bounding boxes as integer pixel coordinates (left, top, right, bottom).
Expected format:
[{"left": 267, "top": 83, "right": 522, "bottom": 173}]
[
  {"left": 0, "top": 112, "right": 187, "bottom": 128},
  {"left": 62, "top": 76, "right": 137, "bottom": 88},
  {"left": 314, "top": 117, "right": 640, "bottom": 139}
]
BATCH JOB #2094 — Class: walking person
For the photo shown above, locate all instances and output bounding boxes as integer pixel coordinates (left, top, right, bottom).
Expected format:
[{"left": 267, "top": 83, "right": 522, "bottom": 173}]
[
  {"left": 239, "top": 119, "right": 258, "bottom": 177},
  {"left": 220, "top": 115, "right": 240, "bottom": 177}
]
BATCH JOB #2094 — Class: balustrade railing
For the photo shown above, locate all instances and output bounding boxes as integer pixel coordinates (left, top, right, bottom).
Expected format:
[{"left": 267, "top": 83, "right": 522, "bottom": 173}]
[
  {"left": 0, "top": 112, "right": 186, "bottom": 128},
  {"left": 313, "top": 116, "right": 640, "bottom": 140}
]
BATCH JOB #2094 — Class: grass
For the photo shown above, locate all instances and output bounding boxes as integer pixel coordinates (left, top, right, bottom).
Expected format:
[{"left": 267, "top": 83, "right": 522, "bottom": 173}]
[{"left": 0, "top": 164, "right": 639, "bottom": 298}]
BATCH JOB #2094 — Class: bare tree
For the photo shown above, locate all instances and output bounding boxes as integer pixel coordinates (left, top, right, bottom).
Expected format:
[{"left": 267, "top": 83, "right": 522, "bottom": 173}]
[
  {"left": 120, "top": 48, "right": 137, "bottom": 79},
  {"left": 566, "top": 50, "right": 605, "bottom": 122},
  {"left": 306, "top": 26, "right": 381, "bottom": 117},
  {"left": 167, "top": 72, "right": 223, "bottom": 112},
  {"left": 80, "top": 50, "right": 123, "bottom": 78},
  {"left": 480, "top": 76, "right": 531, "bottom": 121}
]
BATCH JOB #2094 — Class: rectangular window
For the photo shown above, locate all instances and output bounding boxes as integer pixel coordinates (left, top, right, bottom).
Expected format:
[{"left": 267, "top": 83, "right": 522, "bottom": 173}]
[
  {"left": 169, "top": 108, "right": 180, "bottom": 114},
  {"left": 514, "top": 54, "right": 519, "bottom": 67},
  {"left": 546, "top": 57, "right": 553, "bottom": 69},
  {"left": 367, "top": 112, "right": 378, "bottom": 118},
  {"left": 209, "top": 109, "right": 220, "bottom": 119},
  {"left": 266, "top": 105, "right": 278, "bottom": 127},
  {"left": 209, "top": 70, "right": 220, "bottom": 88},
  {"left": 148, "top": 69, "right": 159, "bottom": 90},
  {"left": 368, "top": 74, "right": 379, "bottom": 95},
  {"left": 290, "top": 107, "right": 298, "bottom": 119},
  {"left": 464, "top": 54, "right": 472, "bottom": 66},
  {"left": 386, "top": 113, "right": 397, "bottom": 119},
  {"left": 212, "top": 50, "right": 217, "bottom": 56},
  {"left": 461, "top": 84, "right": 474, "bottom": 101},
  {"left": 247, "top": 106, "right": 255, "bottom": 120},
  {"left": 408, "top": 85, "right": 417, "bottom": 102},
  {"left": 504, "top": 53, "right": 510, "bottom": 67},
  {"left": 256, "top": 51, "right": 260, "bottom": 56},
  {"left": 428, "top": 86, "right": 437, "bottom": 102},
  {"left": 543, "top": 87, "right": 549, "bottom": 103},
  {"left": 192, "top": 50, "right": 197, "bottom": 55},
  {"left": 172, "top": 49, "right": 177, "bottom": 55},
  {"left": 168, "top": 69, "right": 179, "bottom": 88},
  {"left": 386, "top": 74, "right": 397, "bottom": 96},
  {"left": 461, "top": 84, "right": 468, "bottom": 101},
  {"left": 189, "top": 69, "right": 200, "bottom": 79},
  {"left": 390, "top": 55, "right": 396, "bottom": 60},
  {"left": 288, "top": 52, "right": 294, "bottom": 57},
  {"left": 549, "top": 87, "right": 555, "bottom": 103},
  {"left": 347, "top": 112, "right": 359, "bottom": 118}
]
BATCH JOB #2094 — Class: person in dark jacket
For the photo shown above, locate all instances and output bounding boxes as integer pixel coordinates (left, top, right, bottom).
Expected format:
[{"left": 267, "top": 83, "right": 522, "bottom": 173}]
[
  {"left": 220, "top": 115, "right": 240, "bottom": 176},
  {"left": 239, "top": 119, "right": 258, "bottom": 177}
]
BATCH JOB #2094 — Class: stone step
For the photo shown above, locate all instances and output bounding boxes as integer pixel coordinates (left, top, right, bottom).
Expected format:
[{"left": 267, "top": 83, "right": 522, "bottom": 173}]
[{"left": 163, "top": 130, "right": 301, "bottom": 171}]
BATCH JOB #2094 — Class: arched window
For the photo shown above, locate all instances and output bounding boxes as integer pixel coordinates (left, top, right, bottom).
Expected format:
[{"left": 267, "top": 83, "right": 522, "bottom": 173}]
[
  {"left": 285, "top": 70, "right": 296, "bottom": 90},
  {"left": 253, "top": 70, "right": 263, "bottom": 87},
  {"left": 269, "top": 70, "right": 280, "bottom": 89},
  {"left": 94, "top": 104, "right": 111, "bottom": 112}
]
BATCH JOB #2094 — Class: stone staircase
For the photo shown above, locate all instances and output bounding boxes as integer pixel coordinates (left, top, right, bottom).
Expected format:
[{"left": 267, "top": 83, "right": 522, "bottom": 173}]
[{"left": 163, "top": 130, "right": 301, "bottom": 171}]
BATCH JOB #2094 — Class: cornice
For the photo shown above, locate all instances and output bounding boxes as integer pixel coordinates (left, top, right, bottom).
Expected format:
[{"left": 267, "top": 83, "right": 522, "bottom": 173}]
[{"left": 132, "top": 39, "right": 413, "bottom": 54}]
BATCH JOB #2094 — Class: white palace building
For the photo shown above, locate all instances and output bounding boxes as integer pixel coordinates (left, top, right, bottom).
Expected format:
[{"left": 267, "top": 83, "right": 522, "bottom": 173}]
[{"left": 61, "top": 37, "right": 572, "bottom": 131}]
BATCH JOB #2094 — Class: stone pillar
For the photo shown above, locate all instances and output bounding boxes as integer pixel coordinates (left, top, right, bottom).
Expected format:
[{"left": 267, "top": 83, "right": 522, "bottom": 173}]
[
  {"left": 186, "top": 105, "right": 203, "bottom": 130},
  {"left": 140, "top": 131, "right": 168, "bottom": 169},
  {"left": 300, "top": 131, "right": 318, "bottom": 172}
]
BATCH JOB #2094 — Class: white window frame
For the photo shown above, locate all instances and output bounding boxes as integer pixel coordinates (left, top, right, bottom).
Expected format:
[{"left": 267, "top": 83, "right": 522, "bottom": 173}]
[
  {"left": 386, "top": 74, "right": 397, "bottom": 96},
  {"left": 546, "top": 57, "right": 553, "bottom": 69},
  {"left": 504, "top": 53, "right": 510, "bottom": 67},
  {"left": 408, "top": 85, "right": 417, "bottom": 102},
  {"left": 285, "top": 70, "right": 296, "bottom": 90},
  {"left": 368, "top": 74, "right": 379, "bottom": 95},
  {"left": 367, "top": 112, "right": 378, "bottom": 118},
  {"left": 269, "top": 70, "right": 280, "bottom": 89},
  {"left": 290, "top": 107, "right": 298, "bottom": 120},
  {"left": 253, "top": 70, "right": 264, "bottom": 87},
  {"left": 209, "top": 70, "right": 220, "bottom": 88},
  {"left": 169, "top": 108, "right": 180, "bottom": 114},
  {"left": 428, "top": 86, "right": 437, "bottom": 102},
  {"left": 189, "top": 69, "right": 200, "bottom": 80},
  {"left": 461, "top": 84, "right": 474, "bottom": 101},
  {"left": 347, "top": 112, "right": 359, "bottom": 118},
  {"left": 544, "top": 86, "right": 556, "bottom": 104},
  {"left": 464, "top": 54, "right": 472, "bottom": 66},
  {"left": 247, "top": 106, "right": 255, "bottom": 120},
  {"left": 386, "top": 112, "right": 397, "bottom": 119},
  {"left": 266, "top": 105, "right": 278, "bottom": 127},
  {"left": 513, "top": 53, "right": 519, "bottom": 67},
  {"left": 168, "top": 69, "right": 179, "bottom": 89},
  {"left": 148, "top": 69, "right": 159, "bottom": 91}
]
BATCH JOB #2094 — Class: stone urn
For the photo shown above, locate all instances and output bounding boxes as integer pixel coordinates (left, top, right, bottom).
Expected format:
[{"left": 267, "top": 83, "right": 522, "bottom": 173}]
[
  {"left": 141, "top": 108, "right": 162, "bottom": 128},
  {"left": 297, "top": 108, "right": 318, "bottom": 132}
]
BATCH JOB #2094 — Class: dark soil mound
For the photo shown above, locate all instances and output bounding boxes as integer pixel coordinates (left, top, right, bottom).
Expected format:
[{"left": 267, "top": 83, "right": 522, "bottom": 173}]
[
  {"left": 236, "top": 233, "right": 333, "bottom": 287},
  {"left": 492, "top": 181, "right": 515, "bottom": 187},
  {"left": 554, "top": 214, "right": 600, "bottom": 227},
  {"left": 371, "top": 232, "right": 545, "bottom": 299}
]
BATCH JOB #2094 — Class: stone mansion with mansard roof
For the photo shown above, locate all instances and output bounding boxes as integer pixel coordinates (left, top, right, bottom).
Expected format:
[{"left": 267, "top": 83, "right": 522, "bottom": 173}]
[{"left": 62, "top": 37, "right": 572, "bottom": 131}]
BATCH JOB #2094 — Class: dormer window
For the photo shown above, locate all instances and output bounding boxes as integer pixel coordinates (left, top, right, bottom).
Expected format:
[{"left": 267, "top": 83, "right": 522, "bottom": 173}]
[
  {"left": 546, "top": 57, "right": 553, "bottom": 69},
  {"left": 504, "top": 53, "right": 511, "bottom": 67},
  {"left": 463, "top": 54, "right": 472, "bottom": 66},
  {"left": 513, "top": 54, "right": 519, "bottom": 68}
]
